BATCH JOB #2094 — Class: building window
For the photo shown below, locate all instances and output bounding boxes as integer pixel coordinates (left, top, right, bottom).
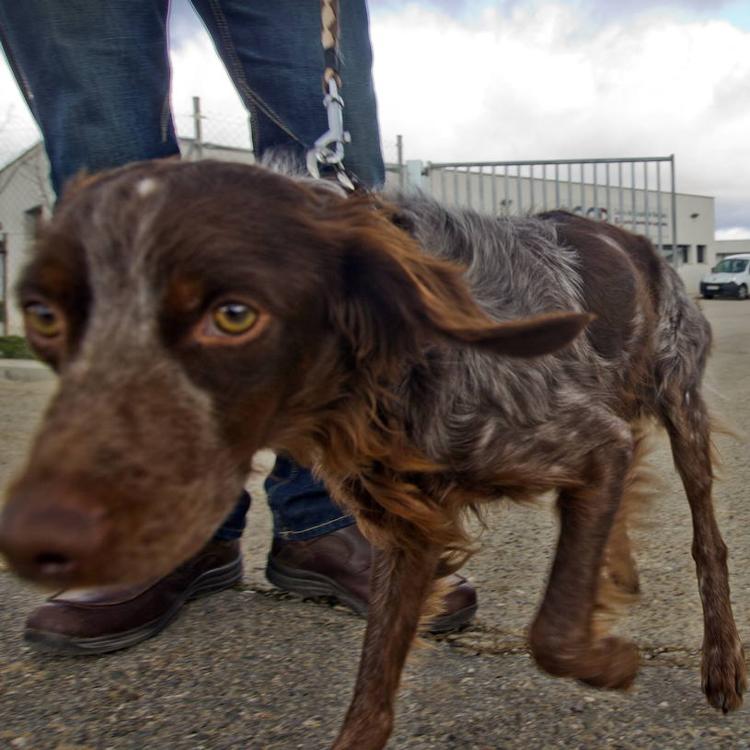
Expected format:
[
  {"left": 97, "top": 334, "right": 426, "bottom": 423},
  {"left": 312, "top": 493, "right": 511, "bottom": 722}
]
[
  {"left": 660, "top": 244, "right": 690, "bottom": 264},
  {"left": 696, "top": 245, "right": 706, "bottom": 264},
  {"left": 24, "top": 206, "right": 43, "bottom": 243},
  {"left": 661, "top": 244, "right": 675, "bottom": 263}
]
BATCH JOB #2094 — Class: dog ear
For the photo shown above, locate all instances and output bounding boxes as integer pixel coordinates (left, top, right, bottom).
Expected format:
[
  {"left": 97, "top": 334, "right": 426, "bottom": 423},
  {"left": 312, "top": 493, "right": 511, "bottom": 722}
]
[
  {"left": 442, "top": 309, "right": 593, "bottom": 357},
  {"left": 328, "top": 199, "right": 591, "bottom": 372}
]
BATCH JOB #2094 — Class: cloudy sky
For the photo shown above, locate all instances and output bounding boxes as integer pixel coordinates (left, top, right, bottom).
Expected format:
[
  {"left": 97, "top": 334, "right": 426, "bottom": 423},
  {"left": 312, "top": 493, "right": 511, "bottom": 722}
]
[{"left": 1, "top": 0, "right": 749, "bottom": 237}]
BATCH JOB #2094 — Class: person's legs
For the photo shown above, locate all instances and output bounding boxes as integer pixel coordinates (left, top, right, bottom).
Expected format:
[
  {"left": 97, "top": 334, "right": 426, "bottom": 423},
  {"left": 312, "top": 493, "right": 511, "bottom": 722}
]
[
  {"left": 265, "top": 455, "right": 353, "bottom": 541},
  {"left": 189, "top": 0, "right": 385, "bottom": 187}
]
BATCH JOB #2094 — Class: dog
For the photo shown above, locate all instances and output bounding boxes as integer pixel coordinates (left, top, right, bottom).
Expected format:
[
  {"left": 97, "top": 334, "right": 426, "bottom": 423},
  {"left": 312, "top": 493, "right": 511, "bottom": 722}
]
[{"left": 0, "top": 159, "right": 745, "bottom": 749}]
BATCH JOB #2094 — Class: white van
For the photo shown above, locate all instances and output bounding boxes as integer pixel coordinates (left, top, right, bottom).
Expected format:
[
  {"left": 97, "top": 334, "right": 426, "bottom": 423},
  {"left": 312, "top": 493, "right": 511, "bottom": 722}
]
[{"left": 700, "top": 254, "right": 750, "bottom": 299}]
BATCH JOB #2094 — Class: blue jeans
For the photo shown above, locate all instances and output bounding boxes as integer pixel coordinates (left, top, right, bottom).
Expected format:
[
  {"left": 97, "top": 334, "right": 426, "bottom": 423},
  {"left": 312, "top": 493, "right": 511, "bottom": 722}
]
[{"left": 0, "top": 0, "right": 384, "bottom": 542}]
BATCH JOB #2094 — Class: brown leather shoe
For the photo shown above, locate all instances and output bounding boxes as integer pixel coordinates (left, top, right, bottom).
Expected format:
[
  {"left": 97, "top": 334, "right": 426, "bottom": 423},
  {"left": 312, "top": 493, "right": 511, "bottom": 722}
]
[
  {"left": 24, "top": 538, "right": 242, "bottom": 655},
  {"left": 266, "top": 524, "right": 477, "bottom": 632}
]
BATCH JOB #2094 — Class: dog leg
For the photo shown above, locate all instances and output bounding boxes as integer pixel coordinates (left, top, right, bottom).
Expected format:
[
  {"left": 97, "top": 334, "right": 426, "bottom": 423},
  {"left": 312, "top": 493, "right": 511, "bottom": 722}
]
[
  {"left": 604, "top": 517, "right": 640, "bottom": 595},
  {"left": 662, "top": 388, "right": 746, "bottom": 712},
  {"left": 529, "top": 431, "right": 640, "bottom": 690},
  {"left": 603, "top": 429, "right": 653, "bottom": 597},
  {"left": 332, "top": 541, "right": 441, "bottom": 750}
]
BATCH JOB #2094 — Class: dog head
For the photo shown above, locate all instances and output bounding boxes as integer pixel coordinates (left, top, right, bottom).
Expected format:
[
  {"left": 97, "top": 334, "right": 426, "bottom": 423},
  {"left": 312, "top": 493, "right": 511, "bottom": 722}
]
[{"left": 0, "top": 160, "right": 589, "bottom": 588}]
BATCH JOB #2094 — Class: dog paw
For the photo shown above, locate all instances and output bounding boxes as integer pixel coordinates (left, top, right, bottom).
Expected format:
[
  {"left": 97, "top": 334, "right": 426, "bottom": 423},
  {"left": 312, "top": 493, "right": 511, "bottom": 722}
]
[
  {"left": 702, "top": 638, "right": 747, "bottom": 713},
  {"left": 579, "top": 636, "right": 640, "bottom": 690},
  {"left": 531, "top": 630, "right": 639, "bottom": 690}
]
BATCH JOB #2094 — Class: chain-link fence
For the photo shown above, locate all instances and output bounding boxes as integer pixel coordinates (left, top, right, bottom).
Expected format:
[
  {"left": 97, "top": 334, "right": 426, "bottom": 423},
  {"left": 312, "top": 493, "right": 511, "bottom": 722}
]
[{"left": 172, "top": 97, "right": 253, "bottom": 158}]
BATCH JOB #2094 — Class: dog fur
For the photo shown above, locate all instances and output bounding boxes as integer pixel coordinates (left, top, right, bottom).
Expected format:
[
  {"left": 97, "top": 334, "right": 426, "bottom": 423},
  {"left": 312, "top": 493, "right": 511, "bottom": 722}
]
[{"left": 0, "top": 159, "right": 745, "bottom": 749}]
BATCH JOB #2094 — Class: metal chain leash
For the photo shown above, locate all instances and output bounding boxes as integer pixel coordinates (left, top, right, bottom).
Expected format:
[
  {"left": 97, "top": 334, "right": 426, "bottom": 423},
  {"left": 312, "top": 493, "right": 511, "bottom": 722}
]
[{"left": 306, "top": 0, "right": 356, "bottom": 190}]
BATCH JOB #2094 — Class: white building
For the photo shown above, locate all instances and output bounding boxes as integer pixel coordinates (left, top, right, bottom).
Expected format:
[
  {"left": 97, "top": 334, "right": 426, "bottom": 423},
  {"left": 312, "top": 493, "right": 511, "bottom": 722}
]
[{"left": 0, "top": 143, "right": 722, "bottom": 335}]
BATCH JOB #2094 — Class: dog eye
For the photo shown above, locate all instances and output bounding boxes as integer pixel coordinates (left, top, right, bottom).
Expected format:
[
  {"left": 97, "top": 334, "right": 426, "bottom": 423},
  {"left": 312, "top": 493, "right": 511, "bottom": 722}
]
[
  {"left": 212, "top": 302, "right": 258, "bottom": 335},
  {"left": 24, "top": 302, "right": 63, "bottom": 338}
]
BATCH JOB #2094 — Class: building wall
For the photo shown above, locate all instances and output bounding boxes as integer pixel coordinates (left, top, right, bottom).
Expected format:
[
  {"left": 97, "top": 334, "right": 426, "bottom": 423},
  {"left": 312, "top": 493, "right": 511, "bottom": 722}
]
[
  {"left": 0, "top": 145, "right": 54, "bottom": 335},
  {"left": 674, "top": 193, "right": 716, "bottom": 291}
]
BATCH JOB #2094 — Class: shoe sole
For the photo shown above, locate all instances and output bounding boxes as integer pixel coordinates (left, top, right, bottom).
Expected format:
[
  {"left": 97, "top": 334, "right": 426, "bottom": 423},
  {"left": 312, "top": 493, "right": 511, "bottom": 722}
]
[
  {"left": 265, "top": 558, "right": 476, "bottom": 634},
  {"left": 24, "top": 556, "right": 243, "bottom": 656}
]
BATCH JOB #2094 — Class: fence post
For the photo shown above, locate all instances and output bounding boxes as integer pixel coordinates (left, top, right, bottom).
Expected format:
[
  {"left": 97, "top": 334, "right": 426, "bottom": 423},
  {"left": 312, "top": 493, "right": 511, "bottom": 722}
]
[
  {"left": 670, "top": 154, "right": 679, "bottom": 268},
  {"left": 192, "top": 96, "right": 204, "bottom": 160},
  {"left": 396, "top": 134, "right": 404, "bottom": 189}
]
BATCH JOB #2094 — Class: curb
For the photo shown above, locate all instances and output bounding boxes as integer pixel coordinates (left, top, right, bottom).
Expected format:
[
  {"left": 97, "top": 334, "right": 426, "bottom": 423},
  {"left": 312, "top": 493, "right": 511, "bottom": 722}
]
[{"left": 0, "top": 359, "right": 54, "bottom": 383}]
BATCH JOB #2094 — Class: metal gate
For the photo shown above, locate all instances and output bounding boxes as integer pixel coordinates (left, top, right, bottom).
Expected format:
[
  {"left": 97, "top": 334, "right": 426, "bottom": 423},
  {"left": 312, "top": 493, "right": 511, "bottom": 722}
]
[{"left": 410, "top": 156, "right": 678, "bottom": 263}]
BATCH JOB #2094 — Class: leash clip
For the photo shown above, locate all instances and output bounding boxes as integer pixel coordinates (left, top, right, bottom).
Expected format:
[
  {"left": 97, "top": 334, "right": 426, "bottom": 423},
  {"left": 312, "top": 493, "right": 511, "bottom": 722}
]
[{"left": 306, "top": 77, "right": 352, "bottom": 188}]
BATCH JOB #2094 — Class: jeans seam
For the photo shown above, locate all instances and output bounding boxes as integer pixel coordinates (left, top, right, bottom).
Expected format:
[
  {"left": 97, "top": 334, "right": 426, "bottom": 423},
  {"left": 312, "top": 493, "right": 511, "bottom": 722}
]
[
  {"left": 277, "top": 514, "right": 351, "bottom": 538},
  {"left": 204, "top": 0, "right": 307, "bottom": 148},
  {"left": 162, "top": 3, "right": 173, "bottom": 142}
]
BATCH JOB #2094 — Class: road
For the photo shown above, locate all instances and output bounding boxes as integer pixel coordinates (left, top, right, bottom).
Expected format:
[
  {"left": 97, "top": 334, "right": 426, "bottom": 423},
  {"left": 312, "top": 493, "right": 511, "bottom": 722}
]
[{"left": 0, "top": 299, "right": 749, "bottom": 749}]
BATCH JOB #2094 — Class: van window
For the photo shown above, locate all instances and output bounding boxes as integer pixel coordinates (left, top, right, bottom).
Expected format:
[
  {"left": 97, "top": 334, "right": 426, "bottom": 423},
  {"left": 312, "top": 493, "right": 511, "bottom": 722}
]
[{"left": 713, "top": 258, "right": 748, "bottom": 274}]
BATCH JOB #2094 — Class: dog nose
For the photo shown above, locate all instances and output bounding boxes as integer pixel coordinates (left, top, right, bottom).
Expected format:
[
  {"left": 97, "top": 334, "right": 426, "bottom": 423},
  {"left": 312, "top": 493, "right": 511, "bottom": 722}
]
[{"left": 0, "top": 485, "right": 110, "bottom": 586}]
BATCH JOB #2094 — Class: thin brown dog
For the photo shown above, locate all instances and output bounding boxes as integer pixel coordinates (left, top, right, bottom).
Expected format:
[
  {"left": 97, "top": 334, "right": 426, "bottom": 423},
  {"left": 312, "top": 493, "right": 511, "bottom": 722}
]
[{"left": 0, "top": 160, "right": 744, "bottom": 749}]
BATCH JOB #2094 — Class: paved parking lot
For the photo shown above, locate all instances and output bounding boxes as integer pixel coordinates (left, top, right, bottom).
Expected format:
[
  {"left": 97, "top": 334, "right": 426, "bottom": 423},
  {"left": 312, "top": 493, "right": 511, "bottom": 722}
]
[{"left": 0, "top": 299, "right": 749, "bottom": 749}]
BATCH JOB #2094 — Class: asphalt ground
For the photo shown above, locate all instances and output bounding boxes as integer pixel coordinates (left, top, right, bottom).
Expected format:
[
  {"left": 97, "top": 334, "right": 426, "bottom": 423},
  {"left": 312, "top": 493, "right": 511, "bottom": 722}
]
[{"left": 0, "top": 299, "right": 749, "bottom": 749}]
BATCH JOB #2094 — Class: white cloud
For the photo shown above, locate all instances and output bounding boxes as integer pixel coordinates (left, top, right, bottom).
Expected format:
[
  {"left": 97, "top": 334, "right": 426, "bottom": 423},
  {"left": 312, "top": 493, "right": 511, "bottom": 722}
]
[{"left": 716, "top": 227, "right": 750, "bottom": 241}]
